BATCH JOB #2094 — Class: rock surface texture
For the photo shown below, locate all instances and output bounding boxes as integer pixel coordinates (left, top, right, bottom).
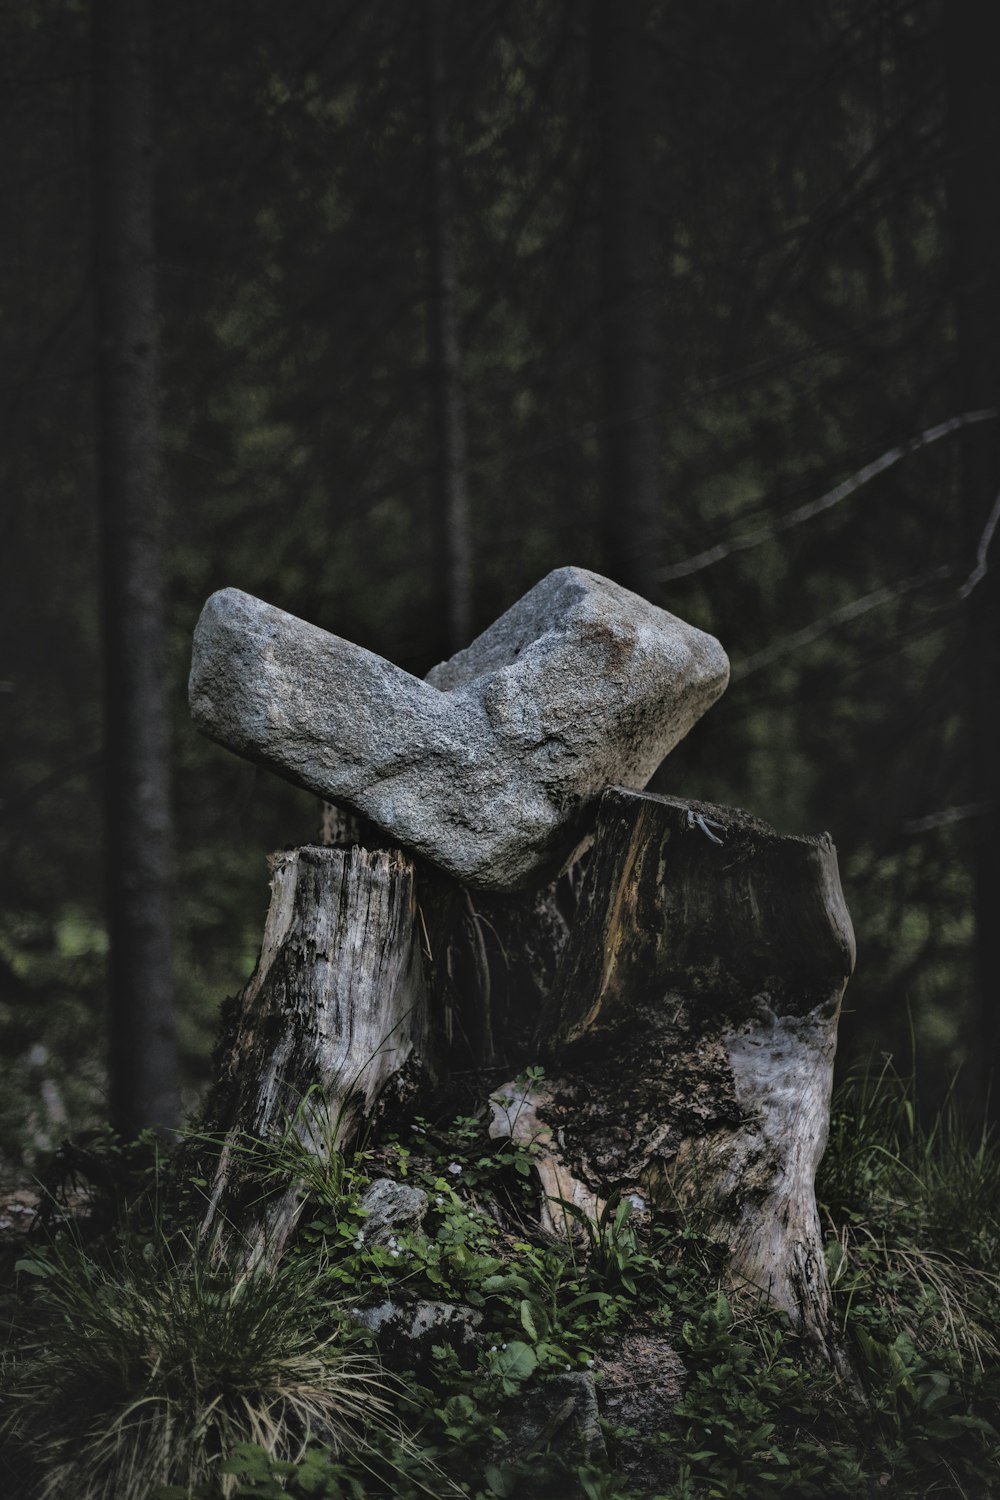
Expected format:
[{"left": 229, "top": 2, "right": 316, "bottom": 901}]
[{"left": 189, "top": 568, "right": 728, "bottom": 891}]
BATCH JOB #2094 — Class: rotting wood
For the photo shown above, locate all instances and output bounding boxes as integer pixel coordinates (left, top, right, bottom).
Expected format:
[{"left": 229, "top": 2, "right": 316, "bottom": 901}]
[
  {"left": 488, "top": 1080, "right": 605, "bottom": 1238},
  {"left": 198, "top": 843, "right": 430, "bottom": 1266},
  {"left": 490, "top": 786, "right": 855, "bottom": 1357},
  {"left": 200, "top": 785, "right": 855, "bottom": 1365},
  {"left": 319, "top": 800, "right": 380, "bottom": 849}
]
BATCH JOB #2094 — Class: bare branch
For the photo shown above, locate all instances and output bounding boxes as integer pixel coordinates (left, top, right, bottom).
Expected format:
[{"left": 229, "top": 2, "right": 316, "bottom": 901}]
[
  {"left": 902, "top": 802, "right": 995, "bottom": 835},
  {"left": 958, "top": 488, "right": 1000, "bottom": 600},
  {"left": 731, "top": 567, "right": 951, "bottom": 682},
  {"left": 656, "top": 411, "right": 997, "bottom": 582}
]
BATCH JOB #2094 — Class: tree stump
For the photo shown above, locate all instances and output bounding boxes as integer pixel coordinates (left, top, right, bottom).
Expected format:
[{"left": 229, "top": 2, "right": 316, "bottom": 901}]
[
  {"left": 187, "top": 577, "right": 857, "bottom": 1364},
  {"left": 198, "top": 844, "right": 430, "bottom": 1265},
  {"left": 200, "top": 786, "right": 856, "bottom": 1362},
  {"left": 489, "top": 788, "right": 856, "bottom": 1356}
]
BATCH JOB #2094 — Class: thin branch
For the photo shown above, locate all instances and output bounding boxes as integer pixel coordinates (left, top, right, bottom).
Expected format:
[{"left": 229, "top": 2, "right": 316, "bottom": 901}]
[
  {"left": 902, "top": 802, "right": 995, "bottom": 835},
  {"left": 656, "top": 411, "right": 997, "bottom": 582},
  {"left": 730, "top": 567, "right": 951, "bottom": 683},
  {"left": 958, "top": 488, "right": 1000, "bottom": 599}
]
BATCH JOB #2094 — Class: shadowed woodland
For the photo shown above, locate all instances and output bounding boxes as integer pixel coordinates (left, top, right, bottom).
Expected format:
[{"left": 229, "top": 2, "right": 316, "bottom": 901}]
[
  {"left": 4, "top": 6, "right": 1000, "bottom": 1499},
  {"left": 2, "top": 0, "right": 1000, "bottom": 1155}
]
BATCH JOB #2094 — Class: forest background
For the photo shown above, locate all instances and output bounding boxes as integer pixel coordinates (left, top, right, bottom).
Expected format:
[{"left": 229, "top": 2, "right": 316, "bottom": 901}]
[{"left": 2, "top": 0, "right": 999, "bottom": 1164}]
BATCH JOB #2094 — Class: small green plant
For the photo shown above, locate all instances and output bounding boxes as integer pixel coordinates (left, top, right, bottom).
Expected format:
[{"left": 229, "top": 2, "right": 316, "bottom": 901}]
[
  {"left": 4, "top": 1075, "right": 999, "bottom": 1499},
  {"left": 821, "top": 1071, "right": 1000, "bottom": 1373}
]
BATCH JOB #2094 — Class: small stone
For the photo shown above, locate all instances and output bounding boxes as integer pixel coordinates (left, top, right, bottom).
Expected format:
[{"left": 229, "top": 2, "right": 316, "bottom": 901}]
[
  {"left": 189, "top": 567, "right": 728, "bottom": 891},
  {"left": 355, "top": 1178, "right": 428, "bottom": 1246}
]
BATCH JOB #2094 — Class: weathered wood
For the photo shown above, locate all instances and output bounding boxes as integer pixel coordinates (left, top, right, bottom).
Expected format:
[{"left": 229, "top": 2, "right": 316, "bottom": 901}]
[
  {"left": 318, "top": 799, "right": 389, "bottom": 852},
  {"left": 491, "top": 787, "right": 855, "bottom": 1355},
  {"left": 199, "top": 783, "right": 854, "bottom": 1369},
  {"left": 319, "top": 800, "right": 370, "bottom": 848},
  {"left": 489, "top": 1081, "right": 605, "bottom": 1238},
  {"left": 199, "top": 844, "right": 430, "bottom": 1264},
  {"left": 418, "top": 865, "right": 577, "bottom": 1077}
]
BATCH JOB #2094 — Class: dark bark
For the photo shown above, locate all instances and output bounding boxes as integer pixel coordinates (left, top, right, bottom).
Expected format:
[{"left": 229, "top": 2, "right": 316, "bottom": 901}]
[
  {"left": 946, "top": 5, "right": 1000, "bottom": 1122},
  {"left": 424, "top": 0, "right": 472, "bottom": 654},
  {"left": 92, "top": 0, "right": 177, "bottom": 1134},
  {"left": 492, "top": 788, "right": 855, "bottom": 1356},
  {"left": 418, "top": 864, "right": 577, "bottom": 1078},
  {"left": 592, "top": 0, "right": 663, "bottom": 600}
]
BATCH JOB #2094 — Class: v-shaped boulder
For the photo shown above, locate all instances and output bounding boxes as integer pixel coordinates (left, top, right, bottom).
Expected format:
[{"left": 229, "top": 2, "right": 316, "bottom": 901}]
[{"left": 189, "top": 567, "right": 728, "bottom": 891}]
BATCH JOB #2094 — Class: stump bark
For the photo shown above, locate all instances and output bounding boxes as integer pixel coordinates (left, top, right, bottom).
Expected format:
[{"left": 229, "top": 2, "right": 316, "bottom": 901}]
[
  {"left": 199, "top": 843, "right": 430, "bottom": 1264},
  {"left": 203, "top": 789, "right": 855, "bottom": 1359},
  {"left": 489, "top": 788, "right": 855, "bottom": 1355}
]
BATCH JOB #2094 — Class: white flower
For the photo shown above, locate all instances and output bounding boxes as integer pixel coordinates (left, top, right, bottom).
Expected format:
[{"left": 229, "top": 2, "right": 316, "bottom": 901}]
[
  {"left": 389, "top": 1249, "right": 400, "bottom": 1258},
  {"left": 387, "top": 1236, "right": 397, "bottom": 1249},
  {"left": 447, "top": 1162, "right": 462, "bottom": 1175},
  {"left": 434, "top": 1195, "right": 444, "bottom": 1205},
  {"left": 585, "top": 1358, "right": 595, "bottom": 1368}
]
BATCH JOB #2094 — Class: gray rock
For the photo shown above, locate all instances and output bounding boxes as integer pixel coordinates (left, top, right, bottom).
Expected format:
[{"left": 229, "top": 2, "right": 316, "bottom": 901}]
[
  {"left": 356, "top": 1177, "right": 428, "bottom": 1246},
  {"left": 189, "top": 567, "right": 728, "bottom": 891},
  {"left": 351, "top": 1298, "right": 483, "bottom": 1367}
]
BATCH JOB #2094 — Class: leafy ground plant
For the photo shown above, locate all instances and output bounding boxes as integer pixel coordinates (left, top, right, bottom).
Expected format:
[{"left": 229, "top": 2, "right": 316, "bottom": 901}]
[{"left": 3, "top": 1071, "right": 1000, "bottom": 1499}]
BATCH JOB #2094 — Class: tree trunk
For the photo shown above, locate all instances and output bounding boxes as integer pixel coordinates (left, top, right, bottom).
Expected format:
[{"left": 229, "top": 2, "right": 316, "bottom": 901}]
[
  {"left": 592, "top": 0, "right": 663, "bottom": 600},
  {"left": 490, "top": 788, "right": 855, "bottom": 1357},
  {"left": 946, "top": 3, "right": 1000, "bottom": 1123},
  {"left": 92, "top": 0, "right": 177, "bottom": 1135},
  {"left": 424, "top": 0, "right": 472, "bottom": 655},
  {"left": 199, "top": 845, "right": 431, "bottom": 1266}
]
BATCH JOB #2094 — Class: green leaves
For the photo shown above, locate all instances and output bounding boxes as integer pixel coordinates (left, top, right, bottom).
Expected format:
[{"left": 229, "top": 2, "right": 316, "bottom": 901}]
[
  {"left": 13, "top": 1258, "right": 54, "bottom": 1279},
  {"left": 518, "top": 1297, "right": 539, "bottom": 1341},
  {"left": 492, "top": 1338, "right": 538, "bottom": 1395},
  {"left": 7, "top": 1097, "right": 1000, "bottom": 1499}
]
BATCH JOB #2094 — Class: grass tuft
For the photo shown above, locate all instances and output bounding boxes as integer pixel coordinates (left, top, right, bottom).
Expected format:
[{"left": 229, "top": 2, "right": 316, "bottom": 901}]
[
  {"left": 2, "top": 1222, "right": 398, "bottom": 1500},
  {"left": 820, "top": 1064, "right": 1000, "bottom": 1370}
]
